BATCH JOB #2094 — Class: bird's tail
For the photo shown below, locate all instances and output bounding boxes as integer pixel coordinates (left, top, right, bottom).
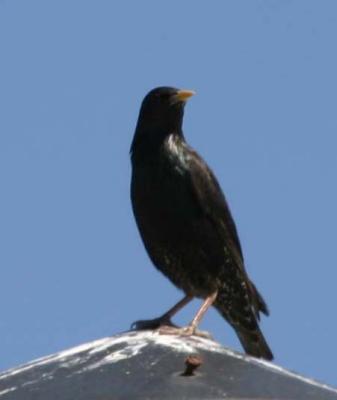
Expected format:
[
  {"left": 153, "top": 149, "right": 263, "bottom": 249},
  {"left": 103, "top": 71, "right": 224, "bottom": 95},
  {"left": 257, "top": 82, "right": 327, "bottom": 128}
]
[
  {"left": 215, "top": 298, "right": 273, "bottom": 361},
  {"left": 249, "top": 280, "right": 269, "bottom": 318},
  {"left": 235, "top": 324, "right": 273, "bottom": 361}
]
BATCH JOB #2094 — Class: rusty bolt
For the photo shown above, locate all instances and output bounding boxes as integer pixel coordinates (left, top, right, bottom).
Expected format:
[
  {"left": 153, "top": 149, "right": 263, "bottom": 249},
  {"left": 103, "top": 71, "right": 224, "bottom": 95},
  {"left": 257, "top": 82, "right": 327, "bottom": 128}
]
[{"left": 181, "top": 354, "right": 203, "bottom": 376}]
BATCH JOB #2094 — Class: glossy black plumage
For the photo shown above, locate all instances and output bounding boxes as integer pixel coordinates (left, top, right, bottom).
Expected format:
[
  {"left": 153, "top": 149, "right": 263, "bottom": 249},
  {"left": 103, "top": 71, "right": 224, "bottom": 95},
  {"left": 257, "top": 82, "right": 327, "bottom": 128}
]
[{"left": 130, "top": 86, "right": 273, "bottom": 360}]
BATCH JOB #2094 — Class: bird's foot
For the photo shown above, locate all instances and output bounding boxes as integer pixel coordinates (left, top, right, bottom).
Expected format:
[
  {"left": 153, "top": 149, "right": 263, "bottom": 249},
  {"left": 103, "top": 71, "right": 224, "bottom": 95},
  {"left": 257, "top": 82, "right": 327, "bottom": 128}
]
[
  {"left": 158, "top": 324, "right": 212, "bottom": 339},
  {"left": 131, "top": 316, "right": 179, "bottom": 331},
  {"left": 180, "top": 325, "right": 213, "bottom": 339},
  {"left": 157, "top": 325, "right": 184, "bottom": 335}
]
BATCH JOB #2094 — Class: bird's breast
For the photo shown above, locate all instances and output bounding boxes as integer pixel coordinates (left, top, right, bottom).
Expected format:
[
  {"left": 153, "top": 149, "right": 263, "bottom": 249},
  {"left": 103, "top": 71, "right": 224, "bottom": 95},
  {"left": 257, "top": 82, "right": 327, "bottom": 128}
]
[
  {"left": 131, "top": 156, "right": 198, "bottom": 240},
  {"left": 131, "top": 150, "right": 226, "bottom": 296}
]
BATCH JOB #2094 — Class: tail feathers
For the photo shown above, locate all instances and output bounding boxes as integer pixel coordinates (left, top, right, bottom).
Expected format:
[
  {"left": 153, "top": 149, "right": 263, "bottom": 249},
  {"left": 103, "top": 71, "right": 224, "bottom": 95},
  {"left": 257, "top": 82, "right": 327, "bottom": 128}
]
[
  {"left": 249, "top": 281, "right": 269, "bottom": 318},
  {"left": 215, "top": 299, "right": 273, "bottom": 360},
  {"left": 236, "top": 326, "right": 273, "bottom": 361}
]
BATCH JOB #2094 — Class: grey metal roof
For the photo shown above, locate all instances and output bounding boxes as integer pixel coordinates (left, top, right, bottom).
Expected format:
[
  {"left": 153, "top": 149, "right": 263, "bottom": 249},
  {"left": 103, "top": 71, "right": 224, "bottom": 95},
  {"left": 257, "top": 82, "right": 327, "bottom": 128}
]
[{"left": 0, "top": 330, "right": 336, "bottom": 400}]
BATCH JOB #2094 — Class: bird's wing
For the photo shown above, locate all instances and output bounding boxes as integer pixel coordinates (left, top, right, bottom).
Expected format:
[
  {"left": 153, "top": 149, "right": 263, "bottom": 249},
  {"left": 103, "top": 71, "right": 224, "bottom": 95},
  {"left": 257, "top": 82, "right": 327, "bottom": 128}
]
[
  {"left": 186, "top": 147, "right": 244, "bottom": 263},
  {"left": 185, "top": 146, "right": 269, "bottom": 317}
]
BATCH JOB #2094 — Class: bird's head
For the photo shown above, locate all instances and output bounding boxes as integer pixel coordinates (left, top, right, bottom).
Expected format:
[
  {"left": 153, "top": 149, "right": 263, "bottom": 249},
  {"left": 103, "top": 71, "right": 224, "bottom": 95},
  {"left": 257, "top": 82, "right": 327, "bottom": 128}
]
[{"left": 131, "top": 86, "right": 195, "bottom": 156}]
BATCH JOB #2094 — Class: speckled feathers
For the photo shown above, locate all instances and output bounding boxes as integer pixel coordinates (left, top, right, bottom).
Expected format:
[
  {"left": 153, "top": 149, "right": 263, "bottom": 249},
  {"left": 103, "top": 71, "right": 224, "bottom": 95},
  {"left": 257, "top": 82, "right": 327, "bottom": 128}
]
[{"left": 130, "top": 87, "right": 273, "bottom": 360}]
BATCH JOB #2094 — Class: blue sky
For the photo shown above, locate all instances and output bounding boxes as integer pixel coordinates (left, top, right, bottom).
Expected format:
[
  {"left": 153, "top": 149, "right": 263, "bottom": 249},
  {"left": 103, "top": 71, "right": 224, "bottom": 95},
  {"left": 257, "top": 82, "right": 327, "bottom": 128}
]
[{"left": 1, "top": 0, "right": 337, "bottom": 387}]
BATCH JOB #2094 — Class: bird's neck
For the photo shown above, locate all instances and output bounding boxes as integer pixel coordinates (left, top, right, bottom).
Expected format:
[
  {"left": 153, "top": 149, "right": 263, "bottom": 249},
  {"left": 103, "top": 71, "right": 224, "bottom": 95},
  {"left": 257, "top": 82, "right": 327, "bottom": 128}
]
[{"left": 130, "top": 129, "right": 185, "bottom": 164}]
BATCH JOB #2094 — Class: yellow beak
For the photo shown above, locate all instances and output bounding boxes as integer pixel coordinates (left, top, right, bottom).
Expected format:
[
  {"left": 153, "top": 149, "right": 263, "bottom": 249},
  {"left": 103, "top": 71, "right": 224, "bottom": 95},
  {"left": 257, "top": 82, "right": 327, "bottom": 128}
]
[{"left": 173, "top": 89, "right": 196, "bottom": 103}]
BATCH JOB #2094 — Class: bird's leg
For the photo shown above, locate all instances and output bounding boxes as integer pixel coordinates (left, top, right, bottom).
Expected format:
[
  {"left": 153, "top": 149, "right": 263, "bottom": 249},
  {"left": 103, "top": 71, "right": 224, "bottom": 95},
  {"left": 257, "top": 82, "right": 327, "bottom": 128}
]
[
  {"left": 131, "top": 295, "right": 193, "bottom": 331},
  {"left": 160, "top": 295, "right": 193, "bottom": 322},
  {"left": 180, "top": 290, "right": 218, "bottom": 337},
  {"left": 158, "top": 291, "right": 218, "bottom": 338}
]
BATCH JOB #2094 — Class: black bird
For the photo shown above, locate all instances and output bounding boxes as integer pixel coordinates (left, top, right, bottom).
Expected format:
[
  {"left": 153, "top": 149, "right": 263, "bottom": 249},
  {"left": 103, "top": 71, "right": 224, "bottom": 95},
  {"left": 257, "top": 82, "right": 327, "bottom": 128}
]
[{"left": 130, "top": 86, "right": 273, "bottom": 360}]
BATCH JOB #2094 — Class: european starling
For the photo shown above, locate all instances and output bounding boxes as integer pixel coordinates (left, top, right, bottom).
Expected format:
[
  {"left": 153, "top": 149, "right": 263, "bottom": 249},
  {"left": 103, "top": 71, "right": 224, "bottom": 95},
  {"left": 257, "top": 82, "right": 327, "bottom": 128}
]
[{"left": 130, "top": 86, "right": 273, "bottom": 360}]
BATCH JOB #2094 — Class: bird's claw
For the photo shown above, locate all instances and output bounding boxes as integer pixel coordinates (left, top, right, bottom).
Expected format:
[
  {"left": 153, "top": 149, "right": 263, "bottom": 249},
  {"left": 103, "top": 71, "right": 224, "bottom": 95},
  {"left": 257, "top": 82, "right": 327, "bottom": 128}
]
[
  {"left": 157, "top": 324, "right": 213, "bottom": 339},
  {"left": 131, "top": 316, "right": 178, "bottom": 331}
]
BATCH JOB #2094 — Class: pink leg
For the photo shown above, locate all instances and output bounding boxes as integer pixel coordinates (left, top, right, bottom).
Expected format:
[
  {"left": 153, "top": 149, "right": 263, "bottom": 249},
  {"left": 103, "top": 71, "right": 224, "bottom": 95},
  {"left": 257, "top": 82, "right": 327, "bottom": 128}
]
[
  {"left": 188, "top": 291, "right": 218, "bottom": 333},
  {"left": 132, "top": 295, "right": 193, "bottom": 331},
  {"left": 159, "top": 291, "right": 218, "bottom": 338},
  {"left": 160, "top": 295, "right": 193, "bottom": 320}
]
